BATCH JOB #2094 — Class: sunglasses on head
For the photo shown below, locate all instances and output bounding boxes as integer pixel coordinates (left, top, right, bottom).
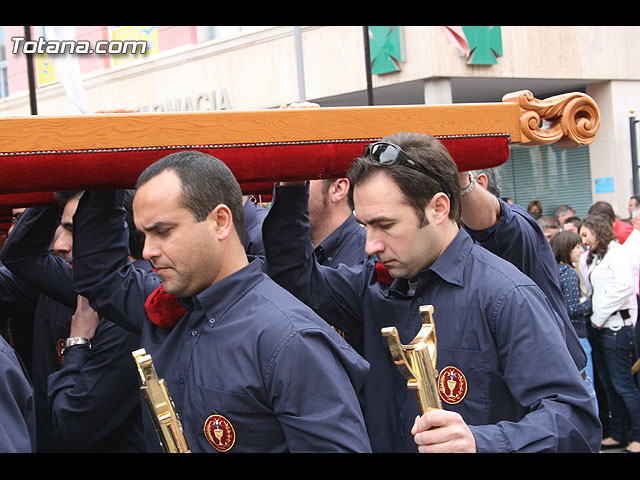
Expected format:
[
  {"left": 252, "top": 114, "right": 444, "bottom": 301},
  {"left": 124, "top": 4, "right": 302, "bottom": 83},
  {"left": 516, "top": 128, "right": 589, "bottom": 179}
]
[{"left": 364, "top": 142, "right": 452, "bottom": 198}]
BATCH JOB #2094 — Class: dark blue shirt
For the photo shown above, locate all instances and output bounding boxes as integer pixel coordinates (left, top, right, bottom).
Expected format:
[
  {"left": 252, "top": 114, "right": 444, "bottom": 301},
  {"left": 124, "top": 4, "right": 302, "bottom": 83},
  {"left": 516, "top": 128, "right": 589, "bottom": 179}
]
[
  {"left": 0, "top": 334, "right": 35, "bottom": 452},
  {"left": 71, "top": 190, "right": 372, "bottom": 453},
  {"left": 0, "top": 265, "right": 73, "bottom": 452},
  {"left": 262, "top": 184, "right": 601, "bottom": 453},
  {"left": 242, "top": 198, "right": 269, "bottom": 257},
  {"left": 311, "top": 209, "right": 368, "bottom": 353},
  {"left": 464, "top": 198, "right": 587, "bottom": 371},
  {"left": 0, "top": 206, "right": 144, "bottom": 453},
  {"left": 314, "top": 214, "right": 367, "bottom": 269},
  {"left": 0, "top": 263, "right": 37, "bottom": 375}
]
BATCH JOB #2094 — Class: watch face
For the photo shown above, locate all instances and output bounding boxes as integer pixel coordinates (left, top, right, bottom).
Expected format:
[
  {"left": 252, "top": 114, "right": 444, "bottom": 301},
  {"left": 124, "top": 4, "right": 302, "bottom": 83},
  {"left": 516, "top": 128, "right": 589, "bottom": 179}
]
[{"left": 59, "top": 337, "right": 91, "bottom": 361}]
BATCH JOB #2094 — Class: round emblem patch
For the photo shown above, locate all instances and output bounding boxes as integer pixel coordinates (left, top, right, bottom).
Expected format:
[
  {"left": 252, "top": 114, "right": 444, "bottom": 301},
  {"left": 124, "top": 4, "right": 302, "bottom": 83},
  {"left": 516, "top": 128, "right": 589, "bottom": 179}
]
[
  {"left": 56, "top": 339, "right": 65, "bottom": 365},
  {"left": 438, "top": 366, "right": 467, "bottom": 404},
  {"left": 203, "top": 414, "right": 236, "bottom": 452}
]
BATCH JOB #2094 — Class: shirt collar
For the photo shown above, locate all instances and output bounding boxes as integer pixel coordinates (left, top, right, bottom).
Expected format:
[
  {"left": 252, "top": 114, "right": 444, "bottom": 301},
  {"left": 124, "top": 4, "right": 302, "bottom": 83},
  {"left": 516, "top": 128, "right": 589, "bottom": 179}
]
[
  {"left": 425, "top": 228, "right": 470, "bottom": 288},
  {"left": 317, "top": 214, "right": 361, "bottom": 254},
  {"left": 181, "top": 257, "right": 265, "bottom": 319},
  {"left": 383, "top": 227, "right": 471, "bottom": 297}
]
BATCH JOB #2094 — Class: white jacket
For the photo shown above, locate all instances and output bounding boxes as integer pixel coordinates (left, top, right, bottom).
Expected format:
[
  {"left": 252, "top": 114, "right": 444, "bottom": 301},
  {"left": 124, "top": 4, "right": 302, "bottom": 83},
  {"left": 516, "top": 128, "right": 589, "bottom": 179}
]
[
  {"left": 588, "top": 240, "right": 637, "bottom": 328},
  {"left": 622, "top": 227, "right": 640, "bottom": 295}
]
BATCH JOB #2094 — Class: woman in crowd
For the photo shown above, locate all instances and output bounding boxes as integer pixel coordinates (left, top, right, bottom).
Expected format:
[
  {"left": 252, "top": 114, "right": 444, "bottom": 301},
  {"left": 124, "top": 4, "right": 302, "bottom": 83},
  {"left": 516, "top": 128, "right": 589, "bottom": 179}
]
[
  {"left": 527, "top": 200, "right": 542, "bottom": 219},
  {"left": 580, "top": 215, "right": 640, "bottom": 453},
  {"left": 549, "top": 231, "right": 598, "bottom": 412}
]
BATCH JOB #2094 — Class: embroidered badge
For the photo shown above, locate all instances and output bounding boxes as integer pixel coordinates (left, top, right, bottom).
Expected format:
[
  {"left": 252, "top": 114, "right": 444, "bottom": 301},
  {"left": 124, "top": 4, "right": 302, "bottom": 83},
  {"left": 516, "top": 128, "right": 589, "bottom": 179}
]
[
  {"left": 438, "top": 366, "right": 467, "bottom": 404},
  {"left": 56, "top": 339, "right": 65, "bottom": 365},
  {"left": 204, "top": 414, "right": 236, "bottom": 452}
]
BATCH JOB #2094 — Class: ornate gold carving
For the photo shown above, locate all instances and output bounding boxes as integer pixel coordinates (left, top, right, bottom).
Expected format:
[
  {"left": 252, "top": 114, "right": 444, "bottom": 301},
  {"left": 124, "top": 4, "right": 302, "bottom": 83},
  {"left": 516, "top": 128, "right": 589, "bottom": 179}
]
[
  {"left": 503, "top": 90, "right": 600, "bottom": 148},
  {"left": 381, "top": 305, "right": 442, "bottom": 414}
]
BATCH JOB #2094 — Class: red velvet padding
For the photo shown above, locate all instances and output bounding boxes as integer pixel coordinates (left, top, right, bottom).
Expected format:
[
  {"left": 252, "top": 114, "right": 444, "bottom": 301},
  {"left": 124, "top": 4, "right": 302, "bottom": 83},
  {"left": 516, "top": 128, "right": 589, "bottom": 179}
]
[{"left": 0, "top": 135, "right": 510, "bottom": 196}]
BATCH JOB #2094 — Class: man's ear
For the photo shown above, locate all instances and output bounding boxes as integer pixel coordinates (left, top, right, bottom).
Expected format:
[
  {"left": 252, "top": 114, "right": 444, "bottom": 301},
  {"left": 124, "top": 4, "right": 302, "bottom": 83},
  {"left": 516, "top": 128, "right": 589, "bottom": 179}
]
[
  {"left": 475, "top": 173, "right": 489, "bottom": 190},
  {"left": 428, "top": 192, "right": 451, "bottom": 225},
  {"left": 329, "top": 178, "right": 350, "bottom": 203},
  {"left": 208, "top": 204, "right": 234, "bottom": 240}
]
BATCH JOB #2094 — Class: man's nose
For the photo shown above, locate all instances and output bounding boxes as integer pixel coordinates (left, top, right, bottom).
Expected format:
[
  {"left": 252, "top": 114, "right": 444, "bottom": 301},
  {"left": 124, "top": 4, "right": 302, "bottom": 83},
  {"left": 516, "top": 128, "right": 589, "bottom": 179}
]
[
  {"left": 365, "top": 232, "right": 384, "bottom": 257},
  {"left": 142, "top": 239, "right": 160, "bottom": 261},
  {"left": 53, "top": 229, "right": 72, "bottom": 254}
]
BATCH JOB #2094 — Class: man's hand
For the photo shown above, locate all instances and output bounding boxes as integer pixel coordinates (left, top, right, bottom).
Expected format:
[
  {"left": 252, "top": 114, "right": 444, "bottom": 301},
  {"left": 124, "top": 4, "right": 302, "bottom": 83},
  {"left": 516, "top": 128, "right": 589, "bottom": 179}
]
[
  {"left": 457, "top": 170, "right": 501, "bottom": 231},
  {"left": 69, "top": 295, "right": 100, "bottom": 339},
  {"left": 458, "top": 171, "right": 473, "bottom": 191},
  {"left": 411, "top": 409, "right": 477, "bottom": 453},
  {"left": 278, "top": 101, "right": 320, "bottom": 110}
]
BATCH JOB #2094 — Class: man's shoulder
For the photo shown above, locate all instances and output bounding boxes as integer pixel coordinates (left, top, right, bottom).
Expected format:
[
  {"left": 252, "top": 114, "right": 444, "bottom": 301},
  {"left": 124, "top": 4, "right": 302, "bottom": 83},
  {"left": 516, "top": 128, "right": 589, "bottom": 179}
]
[
  {"left": 467, "top": 198, "right": 544, "bottom": 246},
  {"left": 466, "top": 239, "right": 539, "bottom": 290},
  {"left": 243, "top": 273, "right": 362, "bottom": 358},
  {"left": 251, "top": 272, "right": 329, "bottom": 325}
]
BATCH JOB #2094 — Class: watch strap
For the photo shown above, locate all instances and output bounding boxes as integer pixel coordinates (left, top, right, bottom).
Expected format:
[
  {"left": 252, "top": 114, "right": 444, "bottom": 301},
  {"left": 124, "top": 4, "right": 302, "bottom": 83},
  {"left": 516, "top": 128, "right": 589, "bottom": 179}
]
[
  {"left": 61, "top": 336, "right": 91, "bottom": 356},
  {"left": 460, "top": 172, "right": 476, "bottom": 196}
]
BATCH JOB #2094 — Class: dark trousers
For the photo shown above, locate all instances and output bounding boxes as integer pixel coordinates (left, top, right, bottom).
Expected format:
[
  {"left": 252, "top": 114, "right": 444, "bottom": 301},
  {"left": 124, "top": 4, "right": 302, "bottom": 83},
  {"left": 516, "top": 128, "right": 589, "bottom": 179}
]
[{"left": 591, "top": 326, "right": 640, "bottom": 443}]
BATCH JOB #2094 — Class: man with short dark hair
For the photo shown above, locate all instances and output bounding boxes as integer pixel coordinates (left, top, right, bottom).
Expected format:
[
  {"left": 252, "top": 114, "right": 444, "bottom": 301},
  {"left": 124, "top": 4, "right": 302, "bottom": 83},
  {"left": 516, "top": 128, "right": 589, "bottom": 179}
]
[
  {"left": 308, "top": 178, "right": 366, "bottom": 268},
  {"left": 555, "top": 204, "right": 576, "bottom": 227},
  {"left": 562, "top": 216, "right": 581, "bottom": 233},
  {"left": 72, "top": 150, "right": 371, "bottom": 453},
  {"left": 627, "top": 195, "right": 640, "bottom": 222},
  {"left": 0, "top": 191, "right": 144, "bottom": 453},
  {"left": 263, "top": 132, "right": 600, "bottom": 453},
  {"left": 537, "top": 215, "right": 561, "bottom": 241}
]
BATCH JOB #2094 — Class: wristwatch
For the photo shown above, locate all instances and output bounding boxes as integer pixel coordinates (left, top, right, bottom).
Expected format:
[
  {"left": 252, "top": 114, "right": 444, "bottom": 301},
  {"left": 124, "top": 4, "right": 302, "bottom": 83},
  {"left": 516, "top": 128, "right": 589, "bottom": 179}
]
[
  {"left": 460, "top": 172, "right": 476, "bottom": 196},
  {"left": 60, "top": 337, "right": 91, "bottom": 356}
]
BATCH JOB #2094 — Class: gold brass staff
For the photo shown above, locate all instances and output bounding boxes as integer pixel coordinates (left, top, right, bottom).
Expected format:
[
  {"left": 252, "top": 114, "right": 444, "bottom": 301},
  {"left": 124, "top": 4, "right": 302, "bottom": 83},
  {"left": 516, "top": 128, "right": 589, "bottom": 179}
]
[
  {"left": 381, "top": 305, "right": 442, "bottom": 414},
  {"left": 132, "top": 348, "right": 191, "bottom": 453}
]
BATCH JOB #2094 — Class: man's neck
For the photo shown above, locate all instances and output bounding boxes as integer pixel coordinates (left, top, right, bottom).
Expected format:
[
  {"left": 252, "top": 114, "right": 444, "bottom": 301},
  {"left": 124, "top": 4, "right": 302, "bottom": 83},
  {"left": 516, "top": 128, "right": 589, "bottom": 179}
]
[
  {"left": 310, "top": 207, "right": 352, "bottom": 248},
  {"left": 431, "top": 221, "right": 460, "bottom": 265}
]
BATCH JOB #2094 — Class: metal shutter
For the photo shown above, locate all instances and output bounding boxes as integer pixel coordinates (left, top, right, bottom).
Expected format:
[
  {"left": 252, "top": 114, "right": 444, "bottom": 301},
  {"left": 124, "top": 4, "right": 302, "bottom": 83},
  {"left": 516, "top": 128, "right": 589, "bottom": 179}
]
[{"left": 496, "top": 143, "right": 593, "bottom": 218}]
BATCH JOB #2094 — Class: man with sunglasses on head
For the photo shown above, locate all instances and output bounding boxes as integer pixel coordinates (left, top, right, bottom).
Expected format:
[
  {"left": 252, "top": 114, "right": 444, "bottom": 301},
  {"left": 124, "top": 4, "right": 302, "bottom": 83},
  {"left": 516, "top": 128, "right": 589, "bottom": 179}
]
[
  {"left": 0, "top": 192, "right": 145, "bottom": 453},
  {"left": 263, "top": 131, "right": 601, "bottom": 453}
]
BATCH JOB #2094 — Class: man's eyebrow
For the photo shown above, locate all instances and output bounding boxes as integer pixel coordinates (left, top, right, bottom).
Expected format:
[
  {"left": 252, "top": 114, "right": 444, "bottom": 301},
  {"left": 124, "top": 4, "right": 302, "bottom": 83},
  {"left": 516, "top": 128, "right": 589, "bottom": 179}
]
[
  {"left": 354, "top": 215, "right": 394, "bottom": 226},
  {"left": 139, "top": 221, "right": 176, "bottom": 232}
]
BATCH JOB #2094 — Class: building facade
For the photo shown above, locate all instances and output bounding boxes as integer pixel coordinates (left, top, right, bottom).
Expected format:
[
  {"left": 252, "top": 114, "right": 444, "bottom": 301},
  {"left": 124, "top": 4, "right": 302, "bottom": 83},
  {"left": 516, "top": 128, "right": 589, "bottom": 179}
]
[{"left": 1, "top": 25, "right": 639, "bottom": 218}]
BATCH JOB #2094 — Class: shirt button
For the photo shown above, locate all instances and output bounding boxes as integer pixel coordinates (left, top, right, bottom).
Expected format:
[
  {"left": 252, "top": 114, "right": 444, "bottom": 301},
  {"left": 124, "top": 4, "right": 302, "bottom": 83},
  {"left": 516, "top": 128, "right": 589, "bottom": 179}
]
[
  {"left": 191, "top": 330, "right": 198, "bottom": 336},
  {"left": 208, "top": 317, "right": 216, "bottom": 325}
]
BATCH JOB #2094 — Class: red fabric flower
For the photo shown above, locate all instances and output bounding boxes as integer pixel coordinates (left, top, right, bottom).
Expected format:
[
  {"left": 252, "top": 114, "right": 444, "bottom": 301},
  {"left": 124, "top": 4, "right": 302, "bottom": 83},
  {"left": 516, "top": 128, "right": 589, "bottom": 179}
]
[
  {"left": 144, "top": 284, "right": 186, "bottom": 328},
  {"left": 375, "top": 262, "right": 393, "bottom": 286}
]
